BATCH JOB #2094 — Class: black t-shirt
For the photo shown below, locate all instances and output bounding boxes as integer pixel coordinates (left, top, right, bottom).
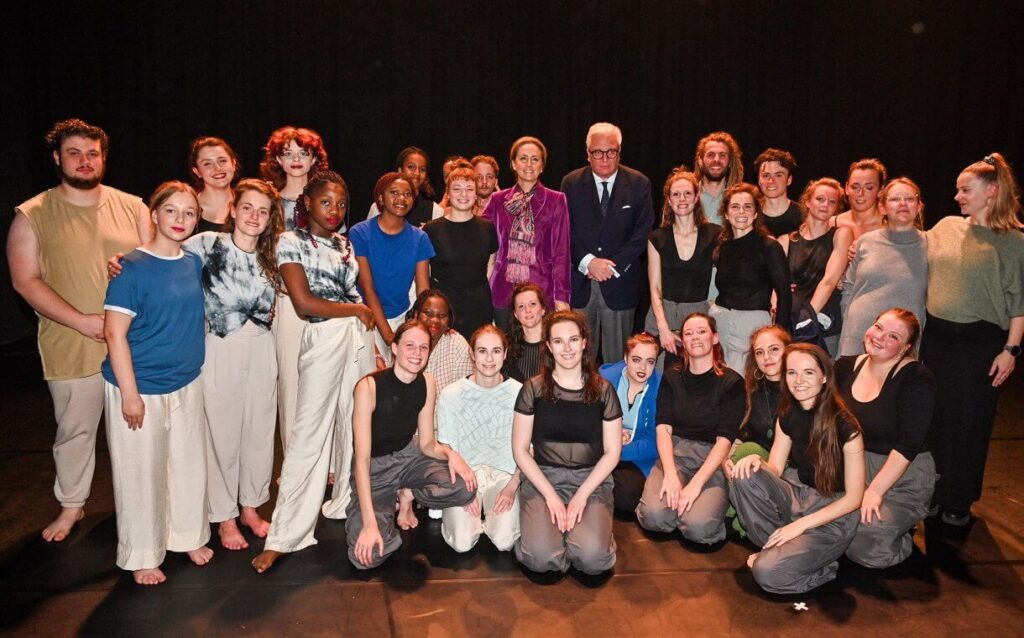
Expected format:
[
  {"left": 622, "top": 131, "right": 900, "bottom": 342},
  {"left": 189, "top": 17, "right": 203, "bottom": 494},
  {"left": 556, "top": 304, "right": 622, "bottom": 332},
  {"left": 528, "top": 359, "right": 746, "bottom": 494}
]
[
  {"left": 714, "top": 231, "right": 792, "bottom": 331},
  {"left": 648, "top": 223, "right": 721, "bottom": 303},
  {"left": 514, "top": 376, "right": 622, "bottom": 468},
  {"left": 835, "top": 356, "right": 935, "bottom": 460},
  {"left": 762, "top": 201, "right": 802, "bottom": 238},
  {"left": 780, "top": 404, "right": 859, "bottom": 491},
  {"left": 407, "top": 195, "right": 438, "bottom": 227},
  {"left": 423, "top": 216, "right": 498, "bottom": 292},
  {"left": 742, "top": 376, "right": 781, "bottom": 450},
  {"left": 655, "top": 366, "right": 745, "bottom": 443},
  {"left": 370, "top": 368, "right": 427, "bottom": 457}
]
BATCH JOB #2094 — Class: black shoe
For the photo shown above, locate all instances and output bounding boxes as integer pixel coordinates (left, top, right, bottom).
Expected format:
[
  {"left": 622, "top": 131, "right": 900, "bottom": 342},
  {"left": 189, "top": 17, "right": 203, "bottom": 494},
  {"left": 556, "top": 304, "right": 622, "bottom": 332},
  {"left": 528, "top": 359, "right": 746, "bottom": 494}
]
[{"left": 940, "top": 508, "right": 971, "bottom": 526}]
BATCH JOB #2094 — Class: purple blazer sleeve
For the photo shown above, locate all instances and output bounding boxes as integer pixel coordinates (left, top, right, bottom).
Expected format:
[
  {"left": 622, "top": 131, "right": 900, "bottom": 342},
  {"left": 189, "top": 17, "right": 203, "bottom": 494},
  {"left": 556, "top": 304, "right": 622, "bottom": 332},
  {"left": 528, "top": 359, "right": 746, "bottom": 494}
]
[{"left": 548, "top": 190, "right": 571, "bottom": 305}]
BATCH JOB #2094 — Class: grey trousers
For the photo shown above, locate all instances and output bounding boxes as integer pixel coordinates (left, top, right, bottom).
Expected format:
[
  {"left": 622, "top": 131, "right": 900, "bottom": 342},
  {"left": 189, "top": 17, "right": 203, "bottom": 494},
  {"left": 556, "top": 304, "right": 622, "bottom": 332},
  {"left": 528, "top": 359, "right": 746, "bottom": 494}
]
[
  {"left": 636, "top": 438, "right": 729, "bottom": 544},
  {"left": 729, "top": 467, "right": 858, "bottom": 594},
  {"left": 846, "top": 451, "right": 936, "bottom": 569},
  {"left": 708, "top": 304, "right": 772, "bottom": 374},
  {"left": 645, "top": 300, "right": 711, "bottom": 371},
  {"left": 575, "top": 283, "right": 634, "bottom": 364},
  {"left": 516, "top": 465, "right": 616, "bottom": 575},
  {"left": 345, "top": 440, "right": 475, "bottom": 569}
]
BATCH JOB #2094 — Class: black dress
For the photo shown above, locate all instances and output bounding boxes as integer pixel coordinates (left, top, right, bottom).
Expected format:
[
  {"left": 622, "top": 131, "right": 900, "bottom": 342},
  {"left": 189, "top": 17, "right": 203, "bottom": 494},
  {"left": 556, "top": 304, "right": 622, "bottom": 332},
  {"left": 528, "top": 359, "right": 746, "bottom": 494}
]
[
  {"left": 787, "top": 228, "right": 841, "bottom": 336},
  {"left": 423, "top": 216, "right": 499, "bottom": 339}
]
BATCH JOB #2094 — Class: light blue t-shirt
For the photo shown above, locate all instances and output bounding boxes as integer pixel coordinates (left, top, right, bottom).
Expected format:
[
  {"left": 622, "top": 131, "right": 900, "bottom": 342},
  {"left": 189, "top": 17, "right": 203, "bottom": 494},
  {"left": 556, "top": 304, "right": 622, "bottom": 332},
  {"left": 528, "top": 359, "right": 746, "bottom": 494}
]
[
  {"left": 349, "top": 218, "right": 435, "bottom": 319},
  {"left": 101, "top": 248, "right": 205, "bottom": 394}
]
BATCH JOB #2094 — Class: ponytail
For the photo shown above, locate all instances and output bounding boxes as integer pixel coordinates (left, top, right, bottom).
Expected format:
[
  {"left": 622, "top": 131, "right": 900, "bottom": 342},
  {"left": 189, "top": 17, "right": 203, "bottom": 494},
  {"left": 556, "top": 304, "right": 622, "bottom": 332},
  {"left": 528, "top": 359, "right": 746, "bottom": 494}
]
[{"left": 963, "top": 153, "right": 1023, "bottom": 232}]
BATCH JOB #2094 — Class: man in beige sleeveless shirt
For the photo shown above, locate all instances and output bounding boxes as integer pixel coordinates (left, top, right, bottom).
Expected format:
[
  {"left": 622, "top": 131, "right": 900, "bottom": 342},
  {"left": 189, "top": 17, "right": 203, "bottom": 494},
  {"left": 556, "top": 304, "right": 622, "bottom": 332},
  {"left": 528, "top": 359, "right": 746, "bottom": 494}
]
[{"left": 7, "top": 119, "right": 150, "bottom": 542}]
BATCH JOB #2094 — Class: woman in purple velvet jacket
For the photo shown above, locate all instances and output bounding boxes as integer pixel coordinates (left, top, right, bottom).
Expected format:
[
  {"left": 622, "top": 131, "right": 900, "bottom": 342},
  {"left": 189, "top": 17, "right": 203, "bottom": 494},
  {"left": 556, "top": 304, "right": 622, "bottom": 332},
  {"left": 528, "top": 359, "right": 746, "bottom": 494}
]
[{"left": 483, "top": 136, "right": 571, "bottom": 329}]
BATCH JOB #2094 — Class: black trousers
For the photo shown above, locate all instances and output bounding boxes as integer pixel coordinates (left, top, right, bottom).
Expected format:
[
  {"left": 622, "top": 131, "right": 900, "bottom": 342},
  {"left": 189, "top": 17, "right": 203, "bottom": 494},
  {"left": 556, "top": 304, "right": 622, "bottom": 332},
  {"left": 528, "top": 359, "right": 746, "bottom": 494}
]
[
  {"left": 920, "top": 314, "right": 1007, "bottom": 510},
  {"left": 611, "top": 462, "right": 647, "bottom": 516}
]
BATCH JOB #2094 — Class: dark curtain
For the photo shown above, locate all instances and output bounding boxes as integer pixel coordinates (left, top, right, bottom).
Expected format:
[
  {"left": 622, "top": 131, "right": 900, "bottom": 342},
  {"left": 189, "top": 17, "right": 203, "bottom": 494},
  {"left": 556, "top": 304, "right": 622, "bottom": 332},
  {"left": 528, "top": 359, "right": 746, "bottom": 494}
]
[{"left": 2, "top": 0, "right": 1022, "bottom": 340}]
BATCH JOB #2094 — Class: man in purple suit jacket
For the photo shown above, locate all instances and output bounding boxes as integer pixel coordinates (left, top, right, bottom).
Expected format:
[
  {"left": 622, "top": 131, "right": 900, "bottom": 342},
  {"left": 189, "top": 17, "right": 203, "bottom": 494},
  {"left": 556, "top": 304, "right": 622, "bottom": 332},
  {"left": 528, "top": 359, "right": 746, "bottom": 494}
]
[{"left": 563, "top": 123, "right": 655, "bottom": 363}]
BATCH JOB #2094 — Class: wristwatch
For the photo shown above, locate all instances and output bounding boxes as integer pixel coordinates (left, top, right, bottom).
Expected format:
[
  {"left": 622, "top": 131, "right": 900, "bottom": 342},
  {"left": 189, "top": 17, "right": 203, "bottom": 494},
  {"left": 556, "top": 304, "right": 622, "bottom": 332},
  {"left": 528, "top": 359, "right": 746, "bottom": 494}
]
[{"left": 1004, "top": 344, "right": 1022, "bottom": 357}]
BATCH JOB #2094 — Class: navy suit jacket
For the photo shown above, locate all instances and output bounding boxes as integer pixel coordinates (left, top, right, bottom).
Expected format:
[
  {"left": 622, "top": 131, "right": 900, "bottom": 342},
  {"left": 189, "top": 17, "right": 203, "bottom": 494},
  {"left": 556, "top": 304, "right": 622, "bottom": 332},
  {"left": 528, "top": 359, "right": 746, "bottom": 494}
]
[{"left": 562, "top": 164, "right": 655, "bottom": 310}]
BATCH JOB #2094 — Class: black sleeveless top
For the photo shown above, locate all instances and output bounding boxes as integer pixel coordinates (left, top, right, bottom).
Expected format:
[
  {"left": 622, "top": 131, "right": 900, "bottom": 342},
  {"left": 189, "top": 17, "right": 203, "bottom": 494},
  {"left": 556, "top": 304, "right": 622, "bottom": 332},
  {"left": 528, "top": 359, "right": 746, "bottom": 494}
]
[
  {"left": 835, "top": 356, "right": 935, "bottom": 461},
  {"left": 648, "top": 223, "right": 721, "bottom": 303},
  {"left": 787, "top": 228, "right": 841, "bottom": 335},
  {"left": 370, "top": 368, "right": 427, "bottom": 457}
]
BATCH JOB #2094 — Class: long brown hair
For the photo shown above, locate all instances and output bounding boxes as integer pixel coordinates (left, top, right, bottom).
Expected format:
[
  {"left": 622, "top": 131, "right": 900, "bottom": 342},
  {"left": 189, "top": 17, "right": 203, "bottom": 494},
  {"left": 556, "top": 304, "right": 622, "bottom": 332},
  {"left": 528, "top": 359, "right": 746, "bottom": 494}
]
[
  {"left": 672, "top": 312, "right": 726, "bottom": 376},
  {"left": 694, "top": 131, "right": 744, "bottom": 188},
  {"left": 714, "top": 183, "right": 769, "bottom": 250},
  {"left": 740, "top": 325, "right": 791, "bottom": 436},
  {"left": 539, "top": 310, "right": 603, "bottom": 404},
  {"left": 188, "top": 136, "right": 240, "bottom": 190},
  {"left": 778, "top": 343, "right": 861, "bottom": 497},
  {"left": 961, "top": 152, "right": 1023, "bottom": 232},
  {"left": 230, "top": 178, "right": 283, "bottom": 291}
]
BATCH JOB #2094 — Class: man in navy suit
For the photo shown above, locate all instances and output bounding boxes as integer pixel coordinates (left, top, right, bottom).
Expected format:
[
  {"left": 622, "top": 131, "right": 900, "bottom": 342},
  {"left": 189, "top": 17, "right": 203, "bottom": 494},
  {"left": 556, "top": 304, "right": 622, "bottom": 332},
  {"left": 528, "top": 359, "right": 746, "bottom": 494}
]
[{"left": 563, "top": 122, "right": 655, "bottom": 363}]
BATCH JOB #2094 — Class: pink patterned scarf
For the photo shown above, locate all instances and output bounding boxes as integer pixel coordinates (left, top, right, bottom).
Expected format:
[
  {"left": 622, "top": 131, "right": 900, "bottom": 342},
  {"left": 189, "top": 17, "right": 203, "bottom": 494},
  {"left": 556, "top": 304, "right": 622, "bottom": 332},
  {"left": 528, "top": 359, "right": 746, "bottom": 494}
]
[{"left": 504, "top": 185, "right": 537, "bottom": 284}]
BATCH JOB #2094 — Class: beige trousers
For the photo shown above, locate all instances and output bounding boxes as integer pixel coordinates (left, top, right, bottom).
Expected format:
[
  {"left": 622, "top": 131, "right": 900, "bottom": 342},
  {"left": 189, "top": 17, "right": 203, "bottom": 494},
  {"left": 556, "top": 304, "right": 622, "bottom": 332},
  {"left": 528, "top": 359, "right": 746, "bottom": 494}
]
[
  {"left": 105, "top": 377, "right": 209, "bottom": 570},
  {"left": 272, "top": 293, "right": 306, "bottom": 450},
  {"left": 47, "top": 373, "right": 105, "bottom": 507},
  {"left": 203, "top": 322, "right": 278, "bottom": 523},
  {"left": 265, "top": 317, "right": 374, "bottom": 552},
  {"left": 372, "top": 314, "right": 407, "bottom": 366},
  {"left": 441, "top": 465, "right": 520, "bottom": 552}
]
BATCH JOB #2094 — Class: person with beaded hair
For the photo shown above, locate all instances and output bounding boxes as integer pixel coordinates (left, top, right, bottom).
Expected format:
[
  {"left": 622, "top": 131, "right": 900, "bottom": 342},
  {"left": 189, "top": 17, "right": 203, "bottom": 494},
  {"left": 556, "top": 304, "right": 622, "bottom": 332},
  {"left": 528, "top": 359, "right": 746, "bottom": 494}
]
[
  {"left": 922, "top": 153, "right": 1024, "bottom": 526},
  {"left": 252, "top": 170, "right": 376, "bottom": 574}
]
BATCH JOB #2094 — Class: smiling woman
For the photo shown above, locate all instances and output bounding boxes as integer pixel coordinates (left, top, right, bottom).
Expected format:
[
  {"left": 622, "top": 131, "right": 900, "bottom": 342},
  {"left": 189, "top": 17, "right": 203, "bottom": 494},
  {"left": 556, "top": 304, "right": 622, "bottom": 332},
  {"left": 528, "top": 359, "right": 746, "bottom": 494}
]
[{"left": 187, "top": 136, "right": 239, "bottom": 233}]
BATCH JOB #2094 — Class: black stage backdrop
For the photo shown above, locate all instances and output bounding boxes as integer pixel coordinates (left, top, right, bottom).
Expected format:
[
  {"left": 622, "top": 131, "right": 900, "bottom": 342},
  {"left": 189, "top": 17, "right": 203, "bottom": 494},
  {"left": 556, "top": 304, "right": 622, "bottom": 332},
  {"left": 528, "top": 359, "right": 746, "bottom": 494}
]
[{"left": 2, "top": 0, "right": 1022, "bottom": 341}]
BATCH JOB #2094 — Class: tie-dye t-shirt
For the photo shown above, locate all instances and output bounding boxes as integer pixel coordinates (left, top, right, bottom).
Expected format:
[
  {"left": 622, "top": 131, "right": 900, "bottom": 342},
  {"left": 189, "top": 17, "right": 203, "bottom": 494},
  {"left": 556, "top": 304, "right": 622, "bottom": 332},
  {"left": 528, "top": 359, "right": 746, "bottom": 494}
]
[
  {"left": 182, "top": 232, "right": 277, "bottom": 337},
  {"left": 276, "top": 228, "right": 362, "bottom": 323}
]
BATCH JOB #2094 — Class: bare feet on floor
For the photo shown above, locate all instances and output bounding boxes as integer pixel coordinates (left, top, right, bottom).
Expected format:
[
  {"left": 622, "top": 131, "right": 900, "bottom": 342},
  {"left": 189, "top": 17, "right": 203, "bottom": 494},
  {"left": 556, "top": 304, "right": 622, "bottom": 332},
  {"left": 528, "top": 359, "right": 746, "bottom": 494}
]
[
  {"left": 133, "top": 567, "right": 166, "bottom": 585},
  {"left": 252, "top": 550, "right": 282, "bottom": 574},
  {"left": 187, "top": 546, "right": 214, "bottom": 566},
  {"left": 239, "top": 506, "right": 271, "bottom": 538},
  {"left": 42, "top": 506, "right": 85, "bottom": 542},
  {"left": 396, "top": 489, "right": 418, "bottom": 530},
  {"left": 218, "top": 519, "right": 249, "bottom": 550},
  {"left": 747, "top": 552, "right": 759, "bottom": 569}
]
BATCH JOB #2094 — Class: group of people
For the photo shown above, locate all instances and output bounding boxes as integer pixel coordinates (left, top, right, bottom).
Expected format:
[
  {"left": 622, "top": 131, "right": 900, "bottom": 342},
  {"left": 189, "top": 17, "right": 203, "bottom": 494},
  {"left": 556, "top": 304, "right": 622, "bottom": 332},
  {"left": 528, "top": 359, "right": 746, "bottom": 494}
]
[{"left": 8, "top": 118, "right": 1023, "bottom": 595}]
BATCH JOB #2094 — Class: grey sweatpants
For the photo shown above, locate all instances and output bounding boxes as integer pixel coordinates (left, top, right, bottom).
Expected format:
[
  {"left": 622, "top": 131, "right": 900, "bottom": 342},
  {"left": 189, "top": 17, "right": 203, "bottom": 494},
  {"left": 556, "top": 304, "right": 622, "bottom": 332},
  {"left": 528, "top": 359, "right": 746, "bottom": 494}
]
[
  {"left": 730, "top": 467, "right": 858, "bottom": 594},
  {"left": 345, "top": 439, "right": 475, "bottom": 569},
  {"left": 636, "top": 437, "right": 729, "bottom": 544},
  {"left": 516, "top": 465, "right": 616, "bottom": 575},
  {"left": 846, "top": 451, "right": 935, "bottom": 569}
]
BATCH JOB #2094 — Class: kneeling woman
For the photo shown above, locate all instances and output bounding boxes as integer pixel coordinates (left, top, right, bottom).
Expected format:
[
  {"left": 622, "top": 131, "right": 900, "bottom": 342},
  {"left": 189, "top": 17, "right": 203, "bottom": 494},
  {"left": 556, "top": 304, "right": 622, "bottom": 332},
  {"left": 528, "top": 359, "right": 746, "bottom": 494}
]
[
  {"left": 438, "top": 325, "right": 523, "bottom": 552},
  {"left": 347, "top": 321, "right": 478, "bottom": 569},
  {"left": 837, "top": 309, "right": 936, "bottom": 568},
  {"left": 102, "top": 181, "right": 209, "bottom": 585},
  {"left": 730, "top": 344, "right": 865, "bottom": 594},
  {"left": 512, "top": 310, "right": 623, "bottom": 574},
  {"left": 637, "top": 313, "right": 744, "bottom": 544}
]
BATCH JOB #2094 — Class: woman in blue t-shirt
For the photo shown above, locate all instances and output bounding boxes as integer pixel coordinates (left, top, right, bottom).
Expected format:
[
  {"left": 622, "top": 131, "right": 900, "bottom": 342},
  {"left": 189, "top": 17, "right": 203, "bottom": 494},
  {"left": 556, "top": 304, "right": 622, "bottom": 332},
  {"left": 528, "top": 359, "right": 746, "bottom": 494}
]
[
  {"left": 349, "top": 172, "right": 435, "bottom": 363},
  {"left": 102, "top": 180, "right": 208, "bottom": 586}
]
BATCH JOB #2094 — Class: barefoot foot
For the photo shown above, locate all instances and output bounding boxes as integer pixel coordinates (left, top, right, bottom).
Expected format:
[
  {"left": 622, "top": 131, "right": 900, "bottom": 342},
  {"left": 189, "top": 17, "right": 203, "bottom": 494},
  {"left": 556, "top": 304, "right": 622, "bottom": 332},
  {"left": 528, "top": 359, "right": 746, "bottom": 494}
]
[
  {"left": 218, "top": 519, "right": 249, "bottom": 550},
  {"left": 328, "top": 472, "right": 336, "bottom": 486},
  {"left": 252, "top": 550, "right": 282, "bottom": 574},
  {"left": 747, "top": 552, "right": 759, "bottom": 569},
  {"left": 133, "top": 567, "right": 167, "bottom": 585},
  {"left": 187, "top": 545, "right": 214, "bottom": 566},
  {"left": 239, "top": 507, "right": 271, "bottom": 538},
  {"left": 396, "top": 489, "right": 418, "bottom": 530},
  {"left": 42, "top": 507, "right": 85, "bottom": 542}
]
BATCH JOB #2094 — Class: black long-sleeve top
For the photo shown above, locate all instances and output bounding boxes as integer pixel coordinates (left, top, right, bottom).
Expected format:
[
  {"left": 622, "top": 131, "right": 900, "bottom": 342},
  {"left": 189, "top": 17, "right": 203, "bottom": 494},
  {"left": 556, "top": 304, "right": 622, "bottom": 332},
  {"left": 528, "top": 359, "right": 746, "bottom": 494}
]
[
  {"left": 656, "top": 366, "right": 745, "bottom": 443},
  {"left": 835, "top": 356, "right": 935, "bottom": 461},
  {"left": 714, "top": 231, "right": 792, "bottom": 331}
]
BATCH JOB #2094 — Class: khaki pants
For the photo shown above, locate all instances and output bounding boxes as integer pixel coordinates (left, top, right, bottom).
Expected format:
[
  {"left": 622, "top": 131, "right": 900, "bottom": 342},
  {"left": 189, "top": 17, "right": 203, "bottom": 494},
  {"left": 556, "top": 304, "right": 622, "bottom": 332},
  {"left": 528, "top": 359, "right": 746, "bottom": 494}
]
[
  {"left": 203, "top": 322, "right": 278, "bottom": 523},
  {"left": 47, "top": 373, "right": 105, "bottom": 507},
  {"left": 265, "top": 317, "right": 374, "bottom": 553},
  {"left": 442, "top": 465, "right": 520, "bottom": 552},
  {"left": 105, "top": 377, "right": 209, "bottom": 570}
]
